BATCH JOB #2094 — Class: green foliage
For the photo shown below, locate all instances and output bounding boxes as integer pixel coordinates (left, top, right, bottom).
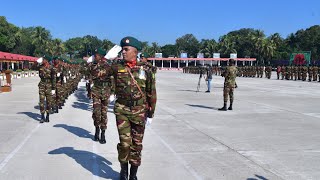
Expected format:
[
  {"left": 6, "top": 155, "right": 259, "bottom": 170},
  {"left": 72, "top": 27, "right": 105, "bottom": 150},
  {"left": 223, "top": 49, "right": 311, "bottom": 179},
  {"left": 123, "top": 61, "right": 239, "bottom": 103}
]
[
  {"left": 161, "top": 44, "right": 178, "bottom": 58},
  {"left": 176, "top": 34, "right": 200, "bottom": 58},
  {"left": 1, "top": 15, "right": 319, "bottom": 65},
  {"left": 0, "top": 16, "right": 19, "bottom": 52}
]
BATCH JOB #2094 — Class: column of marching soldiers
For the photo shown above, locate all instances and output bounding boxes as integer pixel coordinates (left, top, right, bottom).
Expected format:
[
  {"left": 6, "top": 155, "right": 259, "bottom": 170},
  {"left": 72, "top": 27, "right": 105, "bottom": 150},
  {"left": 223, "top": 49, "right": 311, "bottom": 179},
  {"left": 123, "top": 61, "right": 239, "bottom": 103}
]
[
  {"left": 182, "top": 65, "right": 320, "bottom": 82},
  {"left": 34, "top": 56, "right": 82, "bottom": 123}
]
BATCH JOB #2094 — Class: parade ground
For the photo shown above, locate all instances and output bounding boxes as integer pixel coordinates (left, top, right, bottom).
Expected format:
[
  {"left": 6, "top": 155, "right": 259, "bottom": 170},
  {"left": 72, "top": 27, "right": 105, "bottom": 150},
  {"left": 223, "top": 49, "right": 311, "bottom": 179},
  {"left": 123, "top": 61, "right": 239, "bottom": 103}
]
[{"left": 0, "top": 71, "right": 320, "bottom": 180}]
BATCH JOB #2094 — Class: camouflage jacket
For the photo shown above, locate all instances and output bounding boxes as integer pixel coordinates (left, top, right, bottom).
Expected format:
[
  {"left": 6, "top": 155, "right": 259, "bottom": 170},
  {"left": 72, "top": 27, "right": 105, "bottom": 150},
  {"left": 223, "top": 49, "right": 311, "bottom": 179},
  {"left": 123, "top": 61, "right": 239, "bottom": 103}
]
[
  {"left": 91, "top": 60, "right": 112, "bottom": 88},
  {"left": 38, "top": 64, "right": 56, "bottom": 90},
  {"left": 224, "top": 66, "right": 237, "bottom": 88},
  {"left": 111, "top": 61, "right": 157, "bottom": 118},
  {"left": 53, "top": 64, "right": 63, "bottom": 83}
]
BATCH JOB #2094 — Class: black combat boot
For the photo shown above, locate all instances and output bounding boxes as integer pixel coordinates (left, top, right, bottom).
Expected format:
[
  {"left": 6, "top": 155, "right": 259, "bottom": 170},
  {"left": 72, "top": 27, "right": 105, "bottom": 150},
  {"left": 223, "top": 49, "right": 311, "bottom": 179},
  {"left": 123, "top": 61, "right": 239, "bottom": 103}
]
[
  {"left": 129, "top": 165, "right": 138, "bottom": 180},
  {"left": 218, "top": 103, "right": 227, "bottom": 111},
  {"left": 94, "top": 127, "right": 100, "bottom": 141},
  {"left": 58, "top": 104, "right": 62, "bottom": 109},
  {"left": 45, "top": 113, "right": 50, "bottom": 122},
  {"left": 228, "top": 103, "right": 233, "bottom": 110},
  {"left": 120, "top": 162, "right": 129, "bottom": 180},
  {"left": 99, "top": 130, "right": 106, "bottom": 144},
  {"left": 40, "top": 113, "right": 45, "bottom": 123}
]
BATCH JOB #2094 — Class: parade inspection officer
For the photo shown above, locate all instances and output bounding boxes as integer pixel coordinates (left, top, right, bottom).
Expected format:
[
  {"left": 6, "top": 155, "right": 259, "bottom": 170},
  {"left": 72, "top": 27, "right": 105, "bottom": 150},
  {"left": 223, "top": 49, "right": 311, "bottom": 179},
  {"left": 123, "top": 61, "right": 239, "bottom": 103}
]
[{"left": 109, "top": 37, "right": 157, "bottom": 180}]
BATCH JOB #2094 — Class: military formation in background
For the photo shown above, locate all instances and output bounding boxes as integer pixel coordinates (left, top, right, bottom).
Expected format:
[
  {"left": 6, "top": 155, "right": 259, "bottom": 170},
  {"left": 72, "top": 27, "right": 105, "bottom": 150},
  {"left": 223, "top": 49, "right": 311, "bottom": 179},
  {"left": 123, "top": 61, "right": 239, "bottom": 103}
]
[
  {"left": 183, "top": 64, "right": 320, "bottom": 82},
  {"left": 35, "top": 56, "right": 82, "bottom": 123}
]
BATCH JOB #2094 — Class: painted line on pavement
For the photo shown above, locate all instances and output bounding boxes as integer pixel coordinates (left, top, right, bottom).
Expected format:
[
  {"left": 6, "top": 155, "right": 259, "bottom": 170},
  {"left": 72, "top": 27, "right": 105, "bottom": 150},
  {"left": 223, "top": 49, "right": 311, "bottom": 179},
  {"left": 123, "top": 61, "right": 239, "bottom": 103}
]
[
  {"left": 0, "top": 124, "right": 40, "bottom": 171},
  {"left": 148, "top": 127, "right": 202, "bottom": 180}
]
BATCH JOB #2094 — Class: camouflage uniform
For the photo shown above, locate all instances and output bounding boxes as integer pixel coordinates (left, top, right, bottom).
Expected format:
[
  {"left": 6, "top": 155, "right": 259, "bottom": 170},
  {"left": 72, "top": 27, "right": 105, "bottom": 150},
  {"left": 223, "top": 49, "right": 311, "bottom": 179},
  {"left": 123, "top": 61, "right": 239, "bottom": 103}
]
[
  {"left": 281, "top": 65, "right": 285, "bottom": 80},
  {"left": 91, "top": 60, "right": 112, "bottom": 131},
  {"left": 302, "top": 66, "right": 308, "bottom": 81},
  {"left": 111, "top": 61, "right": 157, "bottom": 166},
  {"left": 293, "top": 66, "right": 298, "bottom": 80},
  {"left": 308, "top": 66, "right": 313, "bottom": 81},
  {"left": 38, "top": 62, "right": 56, "bottom": 121},
  {"left": 313, "top": 66, "right": 318, "bottom": 81},
  {"left": 219, "top": 62, "right": 237, "bottom": 111},
  {"left": 53, "top": 61, "right": 64, "bottom": 111}
]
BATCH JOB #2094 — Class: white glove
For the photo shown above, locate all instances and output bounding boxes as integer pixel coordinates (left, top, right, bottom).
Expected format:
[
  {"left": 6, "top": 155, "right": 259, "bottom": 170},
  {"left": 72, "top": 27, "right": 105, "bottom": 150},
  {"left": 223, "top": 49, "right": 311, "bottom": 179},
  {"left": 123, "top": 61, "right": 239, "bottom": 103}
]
[
  {"left": 105, "top": 45, "right": 122, "bottom": 60},
  {"left": 57, "top": 73, "right": 60, "bottom": 77},
  {"left": 36, "top": 57, "right": 43, "bottom": 64},
  {"left": 90, "top": 84, "right": 94, "bottom": 88},
  {"left": 146, "top": 118, "right": 153, "bottom": 126},
  {"left": 51, "top": 90, "right": 56, "bottom": 95},
  {"left": 63, "top": 77, "right": 67, "bottom": 83},
  {"left": 87, "top": 55, "right": 94, "bottom": 63},
  {"left": 86, "top": 80, "right": 89, "bottom": 83},
  {"left": 109, "top": 94, "right": 116, "bottom": 102}
]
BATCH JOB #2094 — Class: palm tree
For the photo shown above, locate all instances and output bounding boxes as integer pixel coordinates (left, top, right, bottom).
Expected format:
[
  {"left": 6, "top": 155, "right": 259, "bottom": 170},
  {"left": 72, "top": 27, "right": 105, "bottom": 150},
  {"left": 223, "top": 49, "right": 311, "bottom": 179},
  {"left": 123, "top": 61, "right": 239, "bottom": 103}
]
[
  {"left": 32, "top": 26, "right": 51, "bottom": 56},
  {"left": 200, "top": 39, "right": 217, "bottom": 58},
  {"left": 262, "top": 39, "right": 276, "bottom": 64},
  {"left": 52, "top": 38, "right": 65, "bottom": 56},
  {"left": 218, "top": 35, "right": 237, "bottom": 56}
]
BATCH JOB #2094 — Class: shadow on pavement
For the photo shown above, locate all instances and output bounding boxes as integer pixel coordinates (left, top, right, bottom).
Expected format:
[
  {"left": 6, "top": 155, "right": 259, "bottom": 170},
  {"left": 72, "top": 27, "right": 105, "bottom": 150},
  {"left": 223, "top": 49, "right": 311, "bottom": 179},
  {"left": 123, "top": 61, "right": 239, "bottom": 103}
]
[
  {"left": 17, "top": 112, "right": 41, "bottom": 121},
  {"left": 185, "top": 104, "right": 218, "bottom": 110},
  {"left": 247, "top": 174, "right": 269, "bottom": 180},
  {"left": 72, "top": 87, "right": 92, "bottom": 112},
  {"left": 34, "top": 105, "right": 40, "bottom": 110},
  {"left": 48, "top": 147, "right": 119, "bottom": 179},
  {"left": 108, "top": 102, "right": 114, "bottom": 113},
  {"left": 53, "top": 124, "right": 94, "bottom": 140},
  {"left": 177, "top": 89, "right": 198, "bottom": 92}
]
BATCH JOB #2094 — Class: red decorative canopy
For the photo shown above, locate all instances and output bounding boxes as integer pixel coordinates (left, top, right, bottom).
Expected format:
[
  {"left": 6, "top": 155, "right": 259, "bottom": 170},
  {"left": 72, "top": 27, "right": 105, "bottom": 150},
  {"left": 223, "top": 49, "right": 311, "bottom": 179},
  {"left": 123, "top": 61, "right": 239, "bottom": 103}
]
[{"left": 0, "top": 51, "right": 38, "bottom": 62}]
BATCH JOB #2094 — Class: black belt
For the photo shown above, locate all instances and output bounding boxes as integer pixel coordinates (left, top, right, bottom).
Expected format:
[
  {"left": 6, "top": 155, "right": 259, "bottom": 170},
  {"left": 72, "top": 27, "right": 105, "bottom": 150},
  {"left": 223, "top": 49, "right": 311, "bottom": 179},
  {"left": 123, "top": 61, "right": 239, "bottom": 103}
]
[
  {"left": 94, "top": 81, "right": 110, "bottom": 87},
  {"left": 41, "top": 79, "right": 51, "bottom": 82},
  {"left": 117, "top": 98, "right": 145, "bottom": 107}
]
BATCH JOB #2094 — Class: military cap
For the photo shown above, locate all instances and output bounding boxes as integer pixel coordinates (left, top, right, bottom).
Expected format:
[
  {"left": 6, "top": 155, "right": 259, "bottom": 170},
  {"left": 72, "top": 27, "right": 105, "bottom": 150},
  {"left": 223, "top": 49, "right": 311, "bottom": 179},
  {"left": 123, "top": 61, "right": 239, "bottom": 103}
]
[
  {"left": 120, "top": 36, "right": 142, "bottom": 51},
  {"left": 94, "top": 47, "right": 107, "bottom": 56},
  {"left": 43, "top": 55, "right": 52, "bottom": 62},
  {"left": 140, "top": 52, "right": 149, "bottom": 58}
]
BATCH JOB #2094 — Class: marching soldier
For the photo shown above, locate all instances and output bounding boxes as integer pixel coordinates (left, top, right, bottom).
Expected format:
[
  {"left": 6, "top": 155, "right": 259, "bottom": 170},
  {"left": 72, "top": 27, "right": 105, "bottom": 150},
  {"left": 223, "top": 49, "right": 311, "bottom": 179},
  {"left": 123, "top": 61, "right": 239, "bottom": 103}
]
[
  {"left": 52, "top": 57, "right": 64, "bottom": 112},
  {"left": 90, "top": 48, "right": 113, "bottom": 144},
  {"left": 219, "top": 59, "right": 237, "bottom": 111},
  {"left": 108, "top": 37, "right": 157, "bottom": 180},
  {"left": 36, "top": 55, "right": 56, "bottom": 123}
]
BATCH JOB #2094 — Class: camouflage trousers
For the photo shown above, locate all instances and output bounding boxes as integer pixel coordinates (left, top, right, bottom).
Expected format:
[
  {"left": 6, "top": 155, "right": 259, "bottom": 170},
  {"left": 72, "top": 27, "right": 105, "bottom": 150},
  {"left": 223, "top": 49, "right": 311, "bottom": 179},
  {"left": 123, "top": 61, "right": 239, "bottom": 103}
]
[
  {"left": 38, "top": 81, "right": 53, "bottom": 114},
  {"left": 223, "top": 86, "right": 234, "bottom": 104},
  {"left": 114, "top": 102, "right": 147, "bottom": 166},
  {"left": 55, "top": 82, "right": 63, "bottom": 107},
  {"left": 92, "top": 86, "right": 110, "bottom": 130},
  {"left": 115, "top": 113, "right": 146, "bottom": 166},
  {"left": 313, "top": 73, "right": 318, "bottom": 81}
]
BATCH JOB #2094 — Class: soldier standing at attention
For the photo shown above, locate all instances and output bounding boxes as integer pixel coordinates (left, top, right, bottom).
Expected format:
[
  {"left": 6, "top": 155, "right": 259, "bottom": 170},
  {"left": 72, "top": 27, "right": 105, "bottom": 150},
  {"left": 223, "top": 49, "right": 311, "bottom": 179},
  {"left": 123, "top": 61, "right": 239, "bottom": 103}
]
[
  {"left": 276, "top": 65, "right": 281, "bottom": 79},
  {"left": 312, "top": 65, "right": 318, "bottom": 81},
  {"left": 36, "top": 56, "right": 56, "bottom": 123},
  {"left": 90, "top": 48, "right": 112, "bottom": 144},
  {"left": 219, "top": 59, "right": 237, "bottom": 111},
  {"left": 110, "top": 36, "right": 157, "bottom": 180}
]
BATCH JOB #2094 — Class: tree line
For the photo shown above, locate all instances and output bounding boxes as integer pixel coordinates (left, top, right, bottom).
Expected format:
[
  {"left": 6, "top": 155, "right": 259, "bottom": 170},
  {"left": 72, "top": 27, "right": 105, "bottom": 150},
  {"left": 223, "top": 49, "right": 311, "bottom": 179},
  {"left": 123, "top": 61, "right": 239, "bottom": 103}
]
[{"left": 1, "top": 16, "right": 319, "bottom": 65}]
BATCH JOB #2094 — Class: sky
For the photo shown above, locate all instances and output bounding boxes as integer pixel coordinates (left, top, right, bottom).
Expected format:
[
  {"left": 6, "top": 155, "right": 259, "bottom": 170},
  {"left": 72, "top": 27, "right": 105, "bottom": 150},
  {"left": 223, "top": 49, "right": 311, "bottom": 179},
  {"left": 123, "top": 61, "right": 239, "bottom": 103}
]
[{"left": 1, "top": 0, "right": 319, "bottom": 46}]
